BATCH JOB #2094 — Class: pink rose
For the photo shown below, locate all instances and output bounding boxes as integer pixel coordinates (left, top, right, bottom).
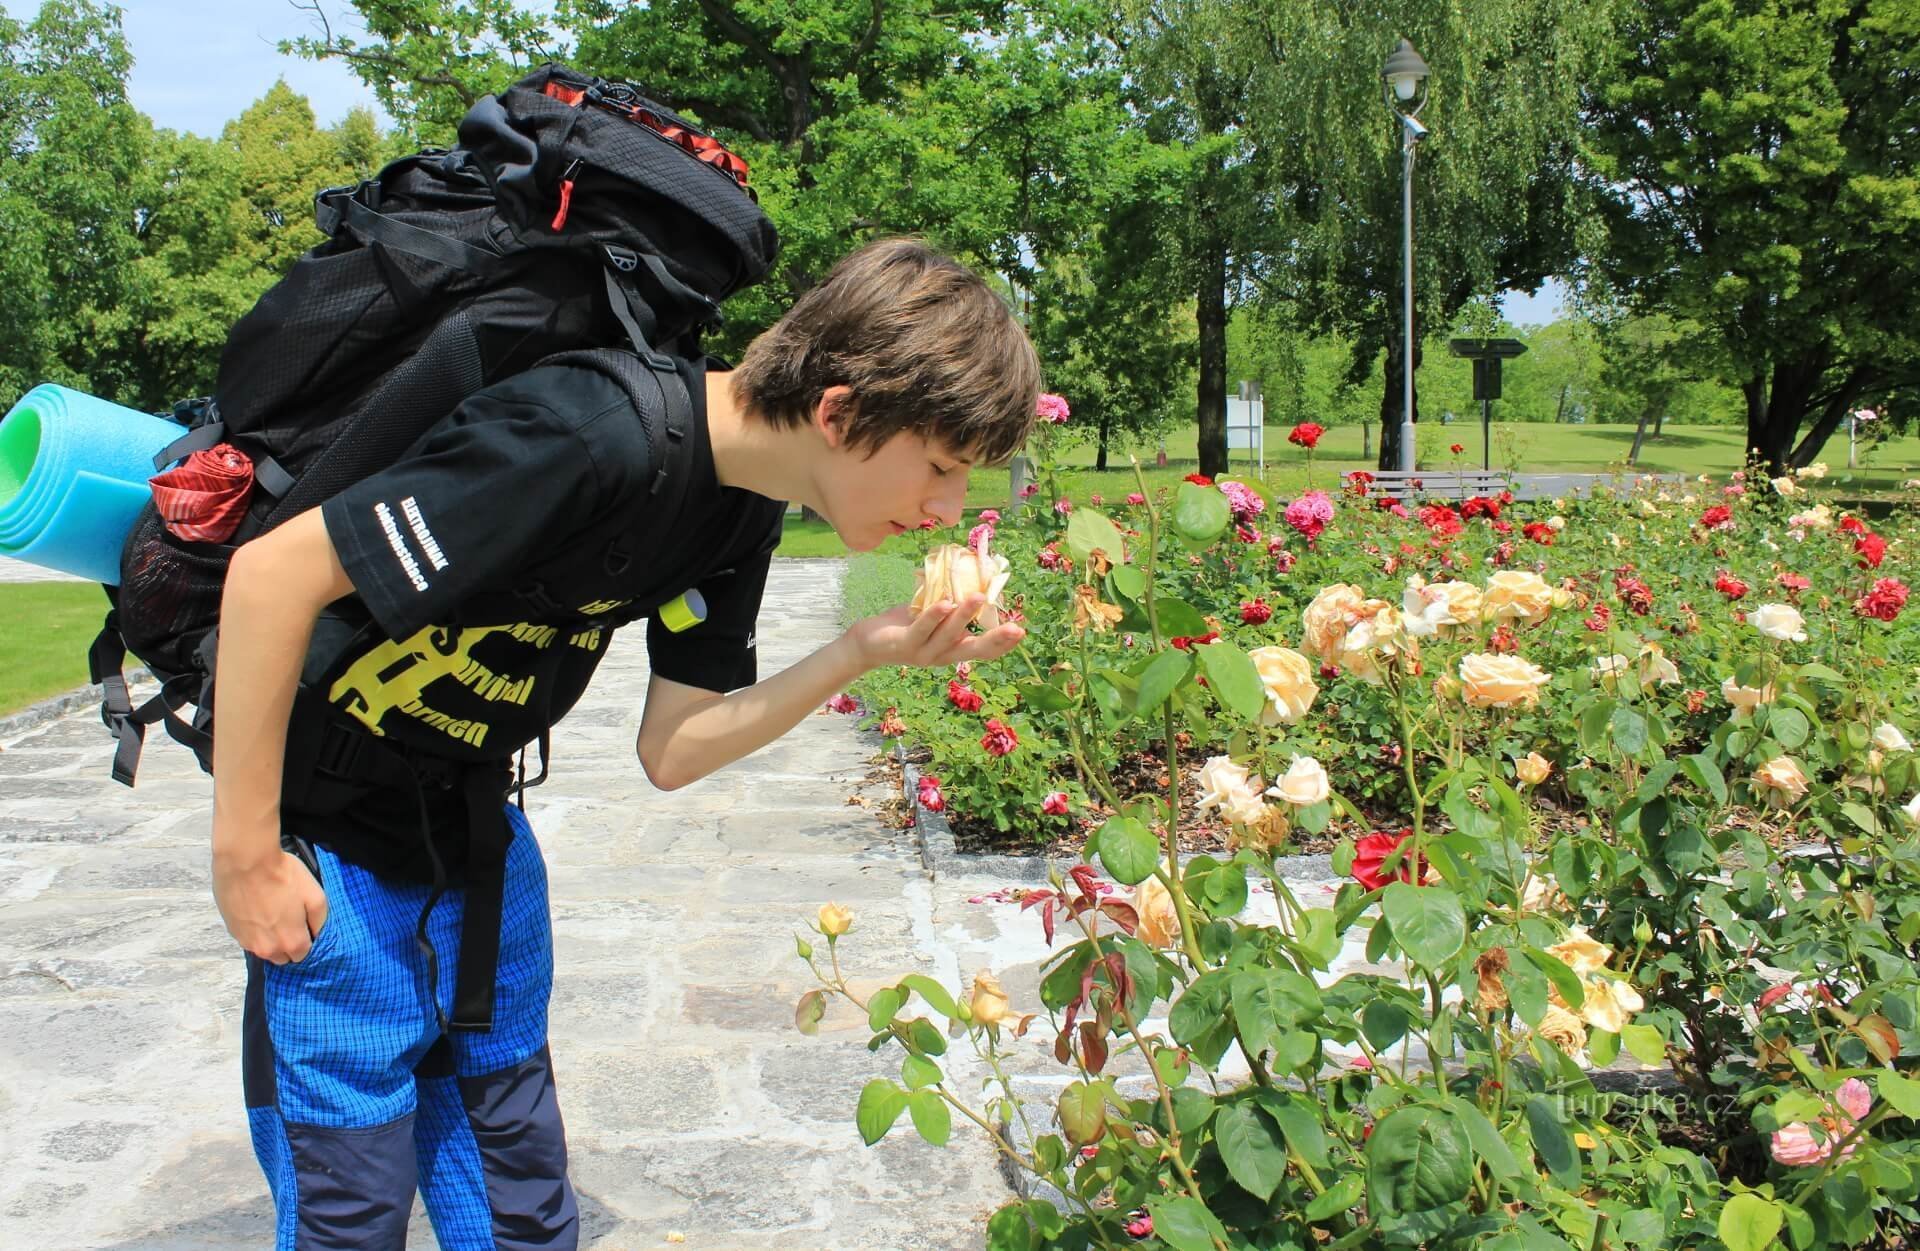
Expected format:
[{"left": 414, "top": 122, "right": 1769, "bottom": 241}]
[
  {"left": 979, "top": 509, "right": 1001, "bottom": 524},
  {"left": 1035, "top": 393, "right": 1071, "bottom": 424},
  {"left": 824, "top": 693, "right": 859, "bottom": 714},
  {"left": 1770, "top": 1079, "right": 1872, "bottom": 1167},
  {"left": 1054, "top": 498, "right": 1073, "bottom": 516},
  {"left": 1042, "top": 791, "right": 1069, "bottom": 815},
  {"left": 1126, "top": 492, "right": 1146, "bottom": 505},
  {"left": 981, "top": 718, "right": 1019, "bottom": 757}
]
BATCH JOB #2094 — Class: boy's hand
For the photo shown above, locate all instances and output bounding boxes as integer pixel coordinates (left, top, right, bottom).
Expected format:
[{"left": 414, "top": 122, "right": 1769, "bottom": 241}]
[
  {"left": 847, "top": 594, "right": 1026, "bottom": 670},
  {"left": 212, "top": 845, "right": 330, "bottom": 964}
]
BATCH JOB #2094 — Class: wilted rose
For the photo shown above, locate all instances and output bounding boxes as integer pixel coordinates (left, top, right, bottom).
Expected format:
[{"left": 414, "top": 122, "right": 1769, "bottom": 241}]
[{"left": 1544, "top": 925, "right": 1613, "bottom": 976}]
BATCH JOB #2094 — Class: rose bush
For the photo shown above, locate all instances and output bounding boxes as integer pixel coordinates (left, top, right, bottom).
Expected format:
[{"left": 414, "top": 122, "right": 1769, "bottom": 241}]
[{"left": 821, "top": 452, "right": 1920, "bottom": 1248}]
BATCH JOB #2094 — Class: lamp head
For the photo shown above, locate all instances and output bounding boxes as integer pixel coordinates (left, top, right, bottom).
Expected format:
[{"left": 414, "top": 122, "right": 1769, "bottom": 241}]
[{"left": 1381, "top": 38, "right": 1430, "bottom": 103}]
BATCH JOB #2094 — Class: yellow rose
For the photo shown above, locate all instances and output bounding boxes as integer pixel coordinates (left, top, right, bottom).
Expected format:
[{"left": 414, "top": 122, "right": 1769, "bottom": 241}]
[
  {"left": 1578, "top": 975, "right": 1645, "bottom": 1035},
  {"left": 1515, "top": 752, "right": 1552, "bottom": 786},
  {"left": 1721, "top": 675, "right": 1777, "bottom": 714},
  {"left": 817, "top": 903, "right": 853, "bottom": 938},
  {"left": 1544, "top": 925, "right": 1613, "bottom": 976},
  {"left": 1133, "top": 876, "right": 1181, "bottom": 949},
  {"left": 1753, "top": 755, "right": 1810, "bottom": 808},
  {"left": 1459, "top": 653, "right": 1551, "bottom": 709},
  {"left": 1481, "top": 571, "right": 1556, "bottom": 625},
  {"left": 968, "top": 971, "right": 1034, "bottom": 1036},
  {"left": 1269, "top": 756, "right": 1331, "bottom": 807},
  {"left": 1334, "top": 600, "right": 1410, "bottom": 685},
  {"left": 1300, "top": 584, "right": 1368, "bottom": 662},
  {"left": 910, "top": 540, "right": 1012, "bottom": 628},
  {"left": 1247, "top": 646, "right": 1318, "bottom": 725}
]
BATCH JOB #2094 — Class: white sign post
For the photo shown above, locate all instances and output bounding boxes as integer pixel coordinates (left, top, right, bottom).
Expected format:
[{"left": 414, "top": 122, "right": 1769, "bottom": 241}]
[{"left": 1227, "top": 381, "right": 1264, "bottom": 475}]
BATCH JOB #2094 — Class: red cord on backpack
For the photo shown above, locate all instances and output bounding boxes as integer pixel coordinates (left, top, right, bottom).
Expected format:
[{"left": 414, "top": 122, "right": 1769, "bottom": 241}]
[{"left": 149, "top": 444, "right": 256, "bottom": 544}]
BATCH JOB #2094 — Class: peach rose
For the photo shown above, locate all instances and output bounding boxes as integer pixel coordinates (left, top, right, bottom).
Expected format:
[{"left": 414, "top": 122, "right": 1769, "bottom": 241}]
[
  {"left": 1753, "top": 755, "right": 1810, "bottom": 807},
  {"left": 1301, "top": 583, "right": 1368, "bottom": 662},
  {"left": 1459, "top": 653, "right": 1551, "bottom": 709},
  {"left": 1247, "top": 646, "right": 1318, "bottom": 725},
  {"left": 1721, "top": 675, "right": 1777, "bottom": 713},
  {"left": 1515, "top": 752, "right": 1552, "bottom": 786},
  {"left": 1481, "top": 570, "right": 1556, "bottom": 625},
  {"left": 1133, "top": 876, "right": 1181, "bottom": 949},
  {"left": 910, "top": 538, "right": 1012, "bottom": 627}
]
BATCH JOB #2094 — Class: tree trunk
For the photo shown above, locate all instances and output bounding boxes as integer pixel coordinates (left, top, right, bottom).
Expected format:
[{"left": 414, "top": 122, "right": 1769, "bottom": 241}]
[
  {"left": 1553, "top": 383, "right": 1569, "bottom": 425},
  {"left": 1376, "top": 332, "right": 1421, "bottom": 471},
  {"left": 1653, "top": 409, "right": 1665, "bottom": 438},
  {"left": 1627, "top": 410, "right": 1652, "bottom": 465},
  {"left": 1096, "top": 411, "right": 1111, "bottom": 472},
  {"left": 1195, "top": 226, "right": 1229, "bottom": 478},
  {"left": 1745, "top": 350, "right": 1836, "bottom": 473}
]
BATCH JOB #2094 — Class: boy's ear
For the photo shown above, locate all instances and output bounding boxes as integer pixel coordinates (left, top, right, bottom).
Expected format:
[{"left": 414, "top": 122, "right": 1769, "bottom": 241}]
[{"left": 812, "top": 385, "right": 856, "bottom": 448}]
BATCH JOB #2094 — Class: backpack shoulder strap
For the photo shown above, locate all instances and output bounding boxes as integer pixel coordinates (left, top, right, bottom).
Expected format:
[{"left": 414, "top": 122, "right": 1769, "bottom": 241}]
[{"left": 534, "top": 343, "right": 698, "bottom": 531}]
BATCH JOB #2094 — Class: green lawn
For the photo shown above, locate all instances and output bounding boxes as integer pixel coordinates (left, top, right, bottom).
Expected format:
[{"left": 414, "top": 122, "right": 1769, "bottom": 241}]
[{"left": 0, "top": 582, "right": 110, "bottom": 718}]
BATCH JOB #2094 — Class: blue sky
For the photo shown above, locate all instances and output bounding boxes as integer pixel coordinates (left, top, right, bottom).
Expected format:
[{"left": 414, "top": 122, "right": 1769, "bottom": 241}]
[{"left": 7, "top": 0, "right": 1567, "bottom": 323}]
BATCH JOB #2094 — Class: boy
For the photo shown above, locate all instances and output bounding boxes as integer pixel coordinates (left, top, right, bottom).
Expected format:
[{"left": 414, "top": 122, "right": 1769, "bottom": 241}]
[{"left": 210, "top": 237, "right": 1041, "bottom": 1248}]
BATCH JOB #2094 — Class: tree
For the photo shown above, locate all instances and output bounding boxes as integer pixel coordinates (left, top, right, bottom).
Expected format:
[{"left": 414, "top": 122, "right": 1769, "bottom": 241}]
[
  {"left": 1235, "top": 0, "right": 1620, "bottom": 469},
  {"left": 1581, "top": 0, "right": 1920, "bottom": 472},
  {"left": 0, "top": 0, "right": 146, "bottom": 407}
]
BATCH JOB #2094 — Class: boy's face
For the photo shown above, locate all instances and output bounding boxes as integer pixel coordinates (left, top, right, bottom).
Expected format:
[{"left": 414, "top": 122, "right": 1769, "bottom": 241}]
[{"left": 824, "top": 426, "right": 974, "bottom": 554}]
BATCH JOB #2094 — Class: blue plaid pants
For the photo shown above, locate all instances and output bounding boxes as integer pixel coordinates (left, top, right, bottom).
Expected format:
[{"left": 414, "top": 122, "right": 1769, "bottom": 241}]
[{"left": 242, "top": 805, "right": 578, "bottom": 1249}]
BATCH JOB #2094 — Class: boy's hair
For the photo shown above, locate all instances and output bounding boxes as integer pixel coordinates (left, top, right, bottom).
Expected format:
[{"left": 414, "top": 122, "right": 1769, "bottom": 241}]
[{"left": 729, "top": 238, "right": 1042, "bottom": 467}]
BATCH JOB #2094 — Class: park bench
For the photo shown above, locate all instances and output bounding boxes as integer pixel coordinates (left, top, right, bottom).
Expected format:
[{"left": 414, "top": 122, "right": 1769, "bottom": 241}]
[{"left": 1363, "top": 468, "right": 1687, "bottom": 504}]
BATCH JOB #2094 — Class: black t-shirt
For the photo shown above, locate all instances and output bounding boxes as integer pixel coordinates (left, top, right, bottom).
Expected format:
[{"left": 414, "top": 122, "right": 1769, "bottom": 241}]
[{"left": 292, "top": 359, "right": 783, "bottom": 869}]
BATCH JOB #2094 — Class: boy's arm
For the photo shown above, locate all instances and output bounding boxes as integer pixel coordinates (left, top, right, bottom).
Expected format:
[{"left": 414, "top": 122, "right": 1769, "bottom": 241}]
[
  {"left": 637, "top": 593, "right": 1024, "bottom": 791},
  {"left": 210, "top": 506, "right": 355, "bottom": 963}
]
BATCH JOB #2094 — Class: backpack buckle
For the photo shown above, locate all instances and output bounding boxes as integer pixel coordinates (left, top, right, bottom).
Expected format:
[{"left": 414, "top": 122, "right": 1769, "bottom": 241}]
[
  {"left": 314, "top": 723, "right": 364, "bottom": 780},
  {"left": 604, "top": 244, "right": 640, "bottom": 274}
]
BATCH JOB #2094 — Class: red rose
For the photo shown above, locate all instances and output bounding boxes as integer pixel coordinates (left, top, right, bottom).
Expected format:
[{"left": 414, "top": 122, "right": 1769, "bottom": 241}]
[
  {"left": 1685, "top": 688, "right": 1708, "bottom": 714},
  {"left": 1856, "top": 532, "right": 1888, "bottom": 569},
  {"left": 1857, "top": 577, "right": 1909, "bottom": 622},
  {"left": 1585, "top": 601, "right": 1612, "bottom": 632},
  {"left": 916, "top": 775, "right": 946, "bottom": 811},
  {"left": 1184, "top": 473, "right": 1214, "bottom": 486},
  {"left": 1522, "top": 521, "right": 1555, "bottom": 546},
  {"left": 1698, "top": 504, "right": 1733, "bottom": 531},
  {"left": 980, "top": 718, "right": 1020, "bottom": 756},
  {"left": 1042, "top": 791, "right": 1070, "bottom": 816},
  {"left": 1288, "top": 422, "right": 1326, "bottom": 449},
  {"left": 1615, "top": 574, "right": 1654, "bottom": 616},
  {"left": 1776, "top": 572, "right": 1810, "bottom": 595},
  {"left": 1461, "top": 495, "right": 1502, "bottom": 520},
  {"left": 1345, "top": 470, "right": 1374, "bottom": 497},
  {"left": 1449, "top": 443, "right": 1464, "bottom": 454},
  {"left": 1240, "top": 598, "right": 1273, "bottom": 625},
  {"left": 1839, "top": 515, "right": 1869, "bottom": 537},
  {"left": 1488, "top": 624, "right": 1518, "bottom": 654},
  {"left": 1714, "top": 572, "right": 1749, "bottom": 600},
  {"left": 1170, "top": 631, "right": 1221, "bottom": 651},
  {"left": 1419, "top": 503, "right": 1464, "bottom": 539},
  {"left": 1351, "top": 830, "right": 1423, "bottom": 891},
  {"left": 947, "top": 679, "right": 984, "bottom": 713}
]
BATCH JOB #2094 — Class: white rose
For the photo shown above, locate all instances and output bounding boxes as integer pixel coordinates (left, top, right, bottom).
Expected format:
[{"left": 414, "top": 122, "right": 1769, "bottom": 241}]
[
  {"left": 1772, "top": 475, "right": 1801, "bottom": 497},
  {"left": 1269, "top": 756, "right": 1331, "bottom": 807},
  {"left": 1591, "top": 654, "right": 1631, "bottom": 686},
  {"left": 1749, "top": 603, "right": 1808, "bottom": 643},
  {"left": 1546, "top": 516, "right": 1566, "bottom": 531},
  {"left": 1904, "top": 793, "right": 1920, "bottom": 826},
  {"left": 910, "top": 540, "right": 1012, "bottom": 627},
  {"left": 1874, "top": 723, "right": 1913, "bottom": 753},
  {"left": 1637, "top": 642, "right": 1681, "bottom": 687},
  {"left": 1194, "top": 755, "right": 1267, "bottom": 828}
]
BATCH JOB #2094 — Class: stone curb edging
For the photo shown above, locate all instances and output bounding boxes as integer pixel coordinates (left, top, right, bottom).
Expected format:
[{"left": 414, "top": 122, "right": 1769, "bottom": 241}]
[
  {"left": 893, "top": 739, "right": 1339, "bottom": 885},
  {"left": 0, "top": 672, "right": 149, "bottom": 744}
]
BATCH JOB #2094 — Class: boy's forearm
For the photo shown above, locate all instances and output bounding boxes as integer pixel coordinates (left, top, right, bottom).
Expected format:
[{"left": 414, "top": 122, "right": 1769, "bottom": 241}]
[{"left": 648, "top": 632, "right": 869, "bottom": 789}]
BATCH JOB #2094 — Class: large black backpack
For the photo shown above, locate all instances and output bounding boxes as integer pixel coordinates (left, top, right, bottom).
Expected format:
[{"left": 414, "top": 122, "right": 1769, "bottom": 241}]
[{"left": 93, "top": 62, "right": 780, "bottom": 786}]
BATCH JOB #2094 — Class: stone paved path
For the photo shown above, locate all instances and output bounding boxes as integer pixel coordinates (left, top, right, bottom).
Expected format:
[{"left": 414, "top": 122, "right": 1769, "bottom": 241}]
[
  {"left": 0, "top": 555, "right": 85, "bottom": 583},
  {"left": 0, "top": 559, "right": 1016, "bottom": 1250}
]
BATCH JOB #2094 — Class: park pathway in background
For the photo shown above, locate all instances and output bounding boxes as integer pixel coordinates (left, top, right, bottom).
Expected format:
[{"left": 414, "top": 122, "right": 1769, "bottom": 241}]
[{"left": 0, "top": 558, "right": 1015, "bottom": 1251}]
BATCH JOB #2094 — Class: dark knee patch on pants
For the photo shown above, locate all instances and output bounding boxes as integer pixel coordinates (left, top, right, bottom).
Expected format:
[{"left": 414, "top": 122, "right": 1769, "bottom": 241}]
[
  {"left": 459, "top": 1043, "right": 578, "bottom": 1249},
  {"left": 285, "top": 1115, "right": 418, "bottom": 1250}
]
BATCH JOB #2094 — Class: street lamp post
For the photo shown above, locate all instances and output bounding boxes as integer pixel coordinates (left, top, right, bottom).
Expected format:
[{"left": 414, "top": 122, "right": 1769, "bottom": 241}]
[{"left": 1382, "top": 38, "right": 1430, "bottom": 474}]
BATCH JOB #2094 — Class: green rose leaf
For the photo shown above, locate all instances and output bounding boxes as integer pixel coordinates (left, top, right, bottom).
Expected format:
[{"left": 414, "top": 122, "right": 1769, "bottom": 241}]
[
  {"left": 1095, "top": 816, "right": 1159, "bottom": 885},
  {"left": 901, "top": 1054, "right": 942, "bottom": 1090},
  {"left": 1610, "top": 706, "right": 1649, "bottom": 755},
  {"left": 1365, "top": 1105, "right": 1474, "bottom": 1218},
  {"left": 1682, "top": 752, "right": 1728, "bottom": 806},
  {"left": 1145, "top": 1196, "right": 1231, "bottom": 1251},
  {"left": 897, "top": 974, "right": 960, "bottom": 1019},
  {"left": 1135, "top": 648, "right": 1192, "bottom": 713},
  {"left": 1066, "top": 508, "right": 1127, "bottom": 568},
  {"left": 1621, "top": 1022, "right": 1666, "bottom": 1066},
  {"left": 1719, "top": 1193, "right": 1785, "bottom": 1251},
  {"left": 908, "top": 1089, "right": 951, "bottom": 1146},
  {"left": 1156, "top": 596, "right": 1212, "bottom": 638},
  {"left": 1232, "top": 967, "right": 1325, "bottom": 1059},
  {"left": 1058, "top": 1081, "right": 1107, "bottom": 1145},
  {"left": 1382, "top": 882, "right": 1467, "bottom": 970},
  {"left": 1304, "top": 1173, "right": 1365, "bottom": 1223},
  {"left": 867, "top": 986, "right": 905, "bottom": 1032},
  {"left": 1194, "top": 637, "right": 1267, "bottom": 721},
  {"left": 1215, "top": 1100, "right": 1290, "bottom": 1201},
  {"left": 1109, "top": 563, "right": 1148, "bottom": 602},
  {"left": 856, "top": 1079, "right": 908, "bottom": 1145},
  {"left": 985, "top": 1202, "right": 1037, "bottom": 1251},
  {"left": 1877, "top": 1069, "right": 1920, "bottom": 1118},
  {"left": 1172, "top": 481, "right": 1231, "bottom": 542},
  {"left": 1525, "top": 1096, "right": 1580, "bottom": 1188},
  {"left": 1769, "top": 707, "right": 1811, "bottom": 750}
]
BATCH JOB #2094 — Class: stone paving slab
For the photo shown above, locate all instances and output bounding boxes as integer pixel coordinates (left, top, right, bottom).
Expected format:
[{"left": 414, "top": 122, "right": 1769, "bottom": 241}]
[{"left": 0, "top": 559, "right": 1017, "bottom": 1250}]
